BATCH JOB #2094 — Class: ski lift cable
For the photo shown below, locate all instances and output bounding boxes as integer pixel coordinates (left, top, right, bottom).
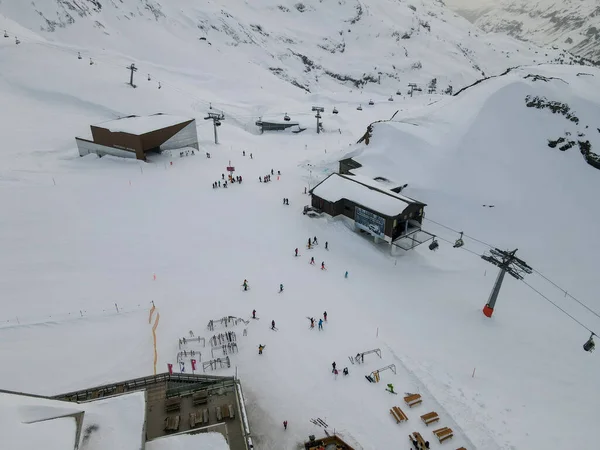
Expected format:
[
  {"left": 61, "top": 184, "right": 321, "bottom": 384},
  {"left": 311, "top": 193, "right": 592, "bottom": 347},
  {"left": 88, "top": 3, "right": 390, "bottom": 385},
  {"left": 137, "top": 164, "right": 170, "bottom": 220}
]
[
  {"left": 521, "top": 279, "right": 597, "bottom": 335},
  {"left": 424, "top": 216, "right": 600, "bottom": 320},
  {"left": 433, "top": 234, "right": 482, "bottom": 258},
  {"left": 530, "top": 268, "right": 600, "bottom": 321}
]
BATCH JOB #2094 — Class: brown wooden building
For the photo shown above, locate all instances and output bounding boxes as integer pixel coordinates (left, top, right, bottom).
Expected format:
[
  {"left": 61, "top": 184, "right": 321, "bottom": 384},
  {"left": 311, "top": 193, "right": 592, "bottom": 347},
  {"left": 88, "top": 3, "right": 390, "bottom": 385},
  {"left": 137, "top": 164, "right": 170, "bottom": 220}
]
[
  {"left": 309, "top": 173, "right": 426, "bottom": 243},
  {"left": 76, "top": 114, "right": 199, "bottom": 161}
]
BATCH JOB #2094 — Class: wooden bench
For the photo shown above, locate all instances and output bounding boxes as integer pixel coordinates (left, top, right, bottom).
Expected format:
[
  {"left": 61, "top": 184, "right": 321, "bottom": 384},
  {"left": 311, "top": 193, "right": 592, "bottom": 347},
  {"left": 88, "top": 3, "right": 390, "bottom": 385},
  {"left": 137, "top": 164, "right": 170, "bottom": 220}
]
[
  {"left": 215, "top": 405, "right": 223, "bottom": 421},
  {"left": 404, "top": 394, "right": 422, "bottom": 408},
  {"left": 408, "top": 431, "right": 428, "bottom": 449},
  {"left": 227, "top": 404, "right": 235, "bottom": 419},
  {"left": 433, "top": 427, "right": 454, "bottom": 443},
  {"left": 420, "top": 411, "right": 440, "bottom": 426},
  {"left": 390, "top": 406, "right": 408, "bottom": 423},
  {"left": 164, "top": 415, "right": 180, "bottom": 432},
  {"left": 192, "top": 390, "right": 208, "bottom": 406},
  {"left": 202, "top": 408, "right": 209, "bottom": 424},
  {"left": 456, "top": 447, "right": 467, "bottom": 450},
  {"left": 165, "top": 397, "right": 181, "bottom": 412}
]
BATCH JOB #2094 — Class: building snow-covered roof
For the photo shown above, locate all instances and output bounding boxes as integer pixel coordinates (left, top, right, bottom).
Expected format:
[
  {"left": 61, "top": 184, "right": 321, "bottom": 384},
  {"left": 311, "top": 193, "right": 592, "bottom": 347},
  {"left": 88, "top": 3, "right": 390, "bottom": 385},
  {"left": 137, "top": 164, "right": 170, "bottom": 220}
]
[
  {"left": 146, "top": 432, "right": 230, "bottom": 450},
  {"left": 311, "top": 173, "right": 415, "bottom": 216},
  {"left": 342, "top": 173, "right": 422, "bottom": 205},
  {"left": 0, "top": 390, "right": 146, "bottom": 450},
  {"left": 95, "top": 114, "right": 194, "bottom": 135}
]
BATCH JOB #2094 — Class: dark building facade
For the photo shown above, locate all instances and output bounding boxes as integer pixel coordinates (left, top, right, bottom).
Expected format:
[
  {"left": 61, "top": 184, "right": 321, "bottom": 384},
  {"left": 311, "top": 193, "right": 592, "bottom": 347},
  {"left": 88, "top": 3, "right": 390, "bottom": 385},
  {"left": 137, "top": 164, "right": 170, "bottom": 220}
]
[{"left": 309, "top": 173, "right": 426, "bottom": 243}]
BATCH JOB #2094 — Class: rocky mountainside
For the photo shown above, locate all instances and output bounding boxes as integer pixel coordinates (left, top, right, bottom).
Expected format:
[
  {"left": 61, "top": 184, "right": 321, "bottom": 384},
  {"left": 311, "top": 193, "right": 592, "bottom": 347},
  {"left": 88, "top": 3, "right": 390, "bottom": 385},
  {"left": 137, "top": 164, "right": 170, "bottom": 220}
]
[{"left": 449, "top": 0, "right": 600, "bottom": 63}]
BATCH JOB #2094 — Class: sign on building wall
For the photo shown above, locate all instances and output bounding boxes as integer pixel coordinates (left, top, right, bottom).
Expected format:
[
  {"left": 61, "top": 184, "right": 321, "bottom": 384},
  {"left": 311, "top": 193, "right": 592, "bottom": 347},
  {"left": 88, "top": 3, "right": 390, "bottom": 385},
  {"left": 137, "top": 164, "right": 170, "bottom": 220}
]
[{"left": 355, "top": 207, "right": 386, "bottom": 239}]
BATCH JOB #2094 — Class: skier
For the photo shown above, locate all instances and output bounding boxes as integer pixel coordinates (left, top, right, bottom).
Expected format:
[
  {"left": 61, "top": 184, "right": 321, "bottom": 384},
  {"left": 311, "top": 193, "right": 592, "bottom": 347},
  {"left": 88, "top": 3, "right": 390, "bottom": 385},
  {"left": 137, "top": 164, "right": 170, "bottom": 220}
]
[
  {"left": 243, "top": 150, "right": 246, "bottom": 156},
  {"left": 250, "top": 153, "right": 253, "bottom": 159},
  {"left": 259, "top": 176, "right": 262, "bottom": 182},
  {"left": 295, "top": 248, "right": 299, "bottom": 257},
  {"left": 387, "top": 383, "right": 395, "bottom": 394},
  {"left": 283, "top": 420, "right": 288, "bottom": 430},
  {"left": 243, "top": 279, "right": 249, "bottom": 291},
  {"left": 310, "top": 318, "right": 315, "bottom": 328},
  {"left": 218, "top": 180, "right": 221, "bottom": 187},
  {"left": 325, "top": 241, "right": 328, "bottom": 250},
  {"left": 313, "top": 236, "right": 318, "bottom": 245},
  {"left": 283, "top": 198, "right": 286, "bottom": 205},
  {"left": 343, "top": 367, "right": 349, "bottom": 376},
  {"left": 344, "top": 271, "right": 348, "bottom": 278},
  {"left": 271, "top": 169, "right": 274, "bottom": 175},
  {"left": 252, "top": 309, "right": 256, "bottom": 319},
  {"left": 318, "top": 318, "right": 323, "bottom": 330},
  {"left": 310, "top": 257, "right": 315, "bottom": 265},
  {"left": 307, "top": 237, "right": 311, "bottom": 247},
  {"left": 323, "top": 311, "right": 327, "bottom": 322},
  {"left": 279, "top": 283, "right": 284, "bottom": 293},
  {"left": 258, "top": 344, "right": 265, "bottom": 355},
  {"left": 321, "top": 261, "right": 326, "bottom": 270},
  {"left": 331, "top": 361, "right": 336, "bottom": 373},
  {"left": 271, "top": 320, "right": 276, "bottom": 330},
  {"left": 333, "top": 368, "right": 339, "bottom": 379}
]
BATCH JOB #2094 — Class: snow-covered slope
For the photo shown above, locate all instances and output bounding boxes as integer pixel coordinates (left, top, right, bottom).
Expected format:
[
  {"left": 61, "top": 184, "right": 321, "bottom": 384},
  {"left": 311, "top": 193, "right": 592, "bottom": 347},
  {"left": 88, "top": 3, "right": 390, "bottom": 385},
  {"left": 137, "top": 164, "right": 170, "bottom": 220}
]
[
  {"left": 1, "top": 1, "right": 600, "bottom": 450},
  {"left": 449, "top": 0, "right": 600, "bottom": 63},
  {"left": 0, "top": 0, "right": 577, "bottom": 98}
]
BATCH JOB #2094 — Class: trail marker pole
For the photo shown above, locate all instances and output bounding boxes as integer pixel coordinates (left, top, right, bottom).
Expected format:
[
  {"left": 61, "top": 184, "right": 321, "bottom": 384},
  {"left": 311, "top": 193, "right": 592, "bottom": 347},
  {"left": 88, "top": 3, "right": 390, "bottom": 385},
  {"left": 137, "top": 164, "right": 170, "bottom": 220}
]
[
  {"left": 472, "top": 367, "right": 476, "bottom": 378},
  {"left": 115, "top": 303, "right": 119, "bottom": 313},
  {"left": 376, "top": 327, "right": 379, "bottom": 338}
]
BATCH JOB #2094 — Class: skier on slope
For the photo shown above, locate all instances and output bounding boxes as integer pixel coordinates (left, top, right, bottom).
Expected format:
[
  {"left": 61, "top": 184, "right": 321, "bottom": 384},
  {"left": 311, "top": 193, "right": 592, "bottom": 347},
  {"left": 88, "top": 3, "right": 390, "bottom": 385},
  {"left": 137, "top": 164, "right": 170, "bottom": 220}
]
[
  {"left": 313, "top": 236, "right": 318, "bottom": 245},
  {"left": 323, "top": 311, "right": 327, "bottom": 322},
  {"left": 331, "top": 361, "right": 336, "bottom": 373},
  {"left": 321, "top": 261, "right": 326, "bottom": 270},
  {"left": 310, "top": 318, "right": 315, "bottom": 328},
  {"left": 258, "top": 344, "right": 265, "bottom": 355},
  {"left": 295, "top": 248, "right": 299, "bottom": 257},
  {"left": 279, "top": 283, "right": 284, "bottom": 293},
  {"left": 283, "top": 420, "right": 288, "bottom": 430},
  {"left": 271, "top": 320, "right": 276, "bottom": 330},
  {"left": 318, "top": 318, "right": 323, "bottom": 330},
  {"left": 243, "top": 279, "right": 249, "bottom": 291},
  {"left": 252, "top": 309, "right": 256, "bottom": 319},
  {"left": 310, "top": 257, "right": 315, "bottom": 265}
]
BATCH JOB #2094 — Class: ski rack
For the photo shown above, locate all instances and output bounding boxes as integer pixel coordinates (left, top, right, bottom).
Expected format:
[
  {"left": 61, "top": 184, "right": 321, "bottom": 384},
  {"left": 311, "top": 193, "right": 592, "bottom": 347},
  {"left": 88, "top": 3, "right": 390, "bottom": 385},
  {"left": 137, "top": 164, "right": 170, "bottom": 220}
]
[
  {"left": 348, "top": 348, "right": 381, "bottom": 364},
  {"left": 211, "top": 342, "right": 239, "bottom": 358},
  {"left": 178, "top": 336, "right": 206, "bottom": 349},
  {"left": 207, "top": 315, "right": 250, "bottom": 331},
  {"left": 177, "top": 349, "right": 201, "bottom": 363},
  {"left": 202, "top": 355, "right": 231, "bottom": 372},
  {"left": 369, "top": 364, "right": 396, "bottom": 382}
]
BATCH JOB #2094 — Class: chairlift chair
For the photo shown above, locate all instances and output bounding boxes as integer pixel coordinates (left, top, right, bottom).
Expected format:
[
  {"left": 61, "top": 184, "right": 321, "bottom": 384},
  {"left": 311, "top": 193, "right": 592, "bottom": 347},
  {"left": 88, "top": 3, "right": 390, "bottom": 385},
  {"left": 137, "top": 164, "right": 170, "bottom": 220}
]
[
  {"left": 396, "top": 90, "right": 401, "bottom": 95},
  {"left": 284, "top": 113, "right": 291, "bottom": 122},
  {"left": 4, "top": 30, "right": 8, "bottom": 38},
  {"left": 368, "top": 99, "right": 374, "bottom": 105},
  {"left": 15, "top": 37, "right": 20, "bottom": 45},
  {"left": 583, "top": 333, "right": 596, "bottom": 352},
  {"left": 357, "top": 105, "right": 362, "bottom": 111},
  {"left": 215, "top": 120, "right": 222, "bottom": 127},
  {"left": 78, "top": 52, "right": 82, "bottom": 60},
  {"left": 388, "top": 96, "right": 394, "bottom": 101},
  {"left": 89, "top": 58, "right": 94, "bottom": 65},
  {"left": 148, "top": 74, "right": 151, "bottom": 81},
  {"left": 332, "top": 107, "right": 338, "bottom": 114},
  {"left": 158, "top": 82, "right": 162, "bottom": 89},
  {"left": 453, "top": 231, "right": 464, "bottom": 248},
  {"left": 429, "top": 238, "right": 439, "bottom": 251}
]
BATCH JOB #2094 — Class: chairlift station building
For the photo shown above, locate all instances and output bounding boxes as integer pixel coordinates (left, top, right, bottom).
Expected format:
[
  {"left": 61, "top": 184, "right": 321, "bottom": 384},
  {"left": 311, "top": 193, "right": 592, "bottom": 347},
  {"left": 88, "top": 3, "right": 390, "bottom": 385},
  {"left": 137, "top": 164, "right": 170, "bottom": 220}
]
[
  {"left": 310, "top": 171, "right": 432, "bottom": 250},
  {"left": 76, "top": 114, "right": 199, "bottom": 161}
]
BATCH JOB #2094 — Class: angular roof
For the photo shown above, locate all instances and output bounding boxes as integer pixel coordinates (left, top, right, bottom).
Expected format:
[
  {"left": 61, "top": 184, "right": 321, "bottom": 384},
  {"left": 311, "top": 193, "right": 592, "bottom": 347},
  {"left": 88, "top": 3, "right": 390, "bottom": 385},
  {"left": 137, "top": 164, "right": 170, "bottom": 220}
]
[
  {"left": 94, "top": 114, "right": 194, "bottom": 135},
  {"left": 311, "top": 173, "right": 422, "bottom": 217}
]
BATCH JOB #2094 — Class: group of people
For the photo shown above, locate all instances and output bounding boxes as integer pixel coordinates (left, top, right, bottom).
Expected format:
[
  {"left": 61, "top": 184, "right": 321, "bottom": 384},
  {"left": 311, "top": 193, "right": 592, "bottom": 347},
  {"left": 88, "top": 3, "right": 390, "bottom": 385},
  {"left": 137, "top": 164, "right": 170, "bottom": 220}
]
[
  {"left": 260, "top": 168, "right": 281, "bottom": 183},
  {"left": 331, "top": 361, "right": 349, "bottom": 377},
  {"left": 309, "top": 311, "right": 328, "bottom": 330},
  {"left": 212, "top": 172, "right": 243, "bottom": 189}
]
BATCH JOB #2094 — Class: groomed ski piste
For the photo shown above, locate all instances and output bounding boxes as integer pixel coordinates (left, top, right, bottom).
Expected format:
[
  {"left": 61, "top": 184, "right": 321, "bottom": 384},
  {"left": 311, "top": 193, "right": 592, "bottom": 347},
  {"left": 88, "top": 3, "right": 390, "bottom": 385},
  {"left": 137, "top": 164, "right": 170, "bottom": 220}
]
[{"left": 1, "top": 1, "right": 600, "bottom": 449}]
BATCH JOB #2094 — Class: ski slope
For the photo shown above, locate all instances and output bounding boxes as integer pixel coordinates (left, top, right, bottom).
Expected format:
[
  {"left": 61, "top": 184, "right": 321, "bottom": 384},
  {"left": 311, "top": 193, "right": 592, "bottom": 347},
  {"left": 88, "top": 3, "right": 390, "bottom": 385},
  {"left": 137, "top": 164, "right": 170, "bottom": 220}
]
[{"left": 1, "top": 1, "right": 600, "bottom": 449}]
